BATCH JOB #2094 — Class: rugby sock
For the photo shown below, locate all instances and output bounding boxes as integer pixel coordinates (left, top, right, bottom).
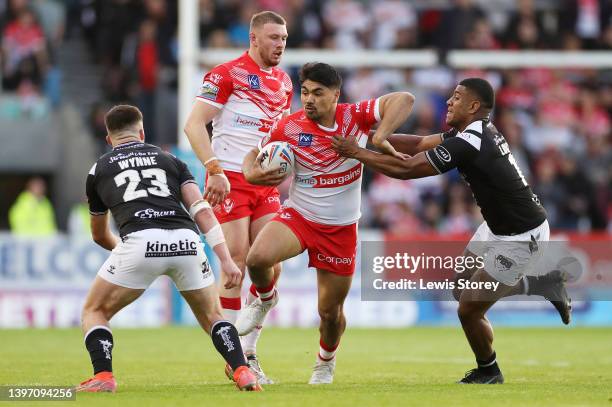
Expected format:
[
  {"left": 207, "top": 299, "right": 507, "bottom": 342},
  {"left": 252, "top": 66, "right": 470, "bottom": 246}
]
[
  {"left": 84, "top": 325, "right": 114, "bottom": 374},
  {"left": 241, "top": 326, "right": 263, "bottom": 355},
  {"left": 241, "top": 286, "right": 263, "bottom": 354},
  {"left": 220, "top": 296, "right": 241, "bottom": 324},
  {"left": 318, "top": 339, "right": 339, "bottom": 362},
  {"left": 211, "top": 320, "right": 247, "bottom": 371},
  {"left": 255, "top": 280, "right": 276, "bottom": 303},
  {"left": 248, "top": 283, "right": 259, "bottom": 301},
  {"left": 522, "top": 276, "right": 529, "bottom": 294},
  {"left": 477, "top": 351, "right": 501, "bottom": 375}
]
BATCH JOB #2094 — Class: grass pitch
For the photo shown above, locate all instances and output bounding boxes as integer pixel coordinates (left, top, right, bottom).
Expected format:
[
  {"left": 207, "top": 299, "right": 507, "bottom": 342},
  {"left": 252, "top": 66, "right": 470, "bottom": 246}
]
[{"left": 1, "top": 327, "right": 611, "bottom": 406}]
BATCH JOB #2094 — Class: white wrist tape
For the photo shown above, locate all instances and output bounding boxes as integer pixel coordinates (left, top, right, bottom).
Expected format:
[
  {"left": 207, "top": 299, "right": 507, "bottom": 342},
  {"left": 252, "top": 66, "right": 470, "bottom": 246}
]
[
  {"left": 204, "top": 156, "right": 218, "bottom": 165},
  {"left": 208, "top": 173, "right": 231, "bottom": 192},
  {"left": 204, "top": 224, "right": 225, "bottom": 247},
  {"left": 189, "top": 199, "right": 211, "bottom": 219}
]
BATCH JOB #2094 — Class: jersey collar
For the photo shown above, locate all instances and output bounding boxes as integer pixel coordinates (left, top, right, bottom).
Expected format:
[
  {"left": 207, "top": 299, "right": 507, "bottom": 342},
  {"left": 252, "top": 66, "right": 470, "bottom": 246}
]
[
  {"left": 113, "top": 141, "right": 144, "bottom": 150},
  {"left": 243, "top": 51, "right": 273, "bottom": 74}
]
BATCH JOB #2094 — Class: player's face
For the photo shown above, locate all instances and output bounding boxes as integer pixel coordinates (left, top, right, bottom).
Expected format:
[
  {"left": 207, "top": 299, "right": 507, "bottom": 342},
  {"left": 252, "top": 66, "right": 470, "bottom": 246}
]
[
  {"left": 445, "top": 85, "right": 478, "bottom": 128},
  {"left": 252, "top": 23, "right": 288, "bottom": 67},
  {"left": 301, "top": 80, "right": 340, "bottom": 123}
]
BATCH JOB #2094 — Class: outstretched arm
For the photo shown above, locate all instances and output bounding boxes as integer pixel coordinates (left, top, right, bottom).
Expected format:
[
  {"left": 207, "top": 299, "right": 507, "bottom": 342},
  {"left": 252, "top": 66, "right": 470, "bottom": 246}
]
[{"left": 332, "top": 136, "right": 438, "bottom": 180}]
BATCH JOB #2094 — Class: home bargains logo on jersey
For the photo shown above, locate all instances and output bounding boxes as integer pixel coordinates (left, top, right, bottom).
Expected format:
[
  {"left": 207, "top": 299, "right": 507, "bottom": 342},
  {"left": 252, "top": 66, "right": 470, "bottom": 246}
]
[{"left": 296, "top": 163, "right": 362, "bottom": 188}]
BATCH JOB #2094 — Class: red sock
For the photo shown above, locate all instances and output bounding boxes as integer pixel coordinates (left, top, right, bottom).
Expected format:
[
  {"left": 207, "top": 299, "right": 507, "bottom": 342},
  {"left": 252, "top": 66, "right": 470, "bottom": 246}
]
[
  {"left": 219, "top": 296, "right": 241, "bottom": 323},
  {"left": 318, "top": 338, "right": 339, "bottom": 361}
]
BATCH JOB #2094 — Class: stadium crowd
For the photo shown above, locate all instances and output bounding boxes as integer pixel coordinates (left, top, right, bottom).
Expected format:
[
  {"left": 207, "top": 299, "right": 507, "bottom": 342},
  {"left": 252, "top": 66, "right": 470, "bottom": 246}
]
[{"left": 1, "top": 0, "right": 610, "bottom": 233}]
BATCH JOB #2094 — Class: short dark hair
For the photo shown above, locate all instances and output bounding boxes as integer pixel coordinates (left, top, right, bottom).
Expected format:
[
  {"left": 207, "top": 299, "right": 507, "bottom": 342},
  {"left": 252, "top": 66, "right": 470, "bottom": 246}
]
[
  {"left": 104, "top": 105, "right": 143, "bottom": 133},
  {"left": 250, "top": 11, "right": 286, "bottom": 30},
  {"left": 459, "top": 77, "right": 495, "bottom": 110},
  {"left": 299, "top": 62, "right": 342, "bottom": 89}
]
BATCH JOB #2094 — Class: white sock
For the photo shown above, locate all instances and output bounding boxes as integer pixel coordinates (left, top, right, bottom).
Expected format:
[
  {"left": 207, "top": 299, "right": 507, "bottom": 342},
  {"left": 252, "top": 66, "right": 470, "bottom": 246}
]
[{"left": 241, "top": 326, "right": 262, "bottom": 355}]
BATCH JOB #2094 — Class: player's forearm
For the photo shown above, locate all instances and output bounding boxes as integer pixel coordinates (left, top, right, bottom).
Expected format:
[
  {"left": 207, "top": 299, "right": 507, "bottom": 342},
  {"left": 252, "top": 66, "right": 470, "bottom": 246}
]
[
  {"left": 93, "top": 231, "right": 118, "bottom": 251},
  {"left": 372, "top": 92, "right": 415, "bottom": 145},
  {"left": 241, "top": 149, "right": 259, "bottom": 182},
  {"left": 353, "top": 148, "right": 410, "bottom": 179},
  {"left": 192, "top": 208, "right": 231, "bottom": 262},
  {"left": 388, "top": 133, "right": 443, "bottom": 155}
]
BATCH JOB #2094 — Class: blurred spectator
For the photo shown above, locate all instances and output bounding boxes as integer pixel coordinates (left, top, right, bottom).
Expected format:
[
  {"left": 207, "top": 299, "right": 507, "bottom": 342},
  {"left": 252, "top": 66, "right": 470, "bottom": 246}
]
[
  {"left": 323, "top": 0, "right": 370, "bottom": 49},
  {"left": 1, "top": 8, "right": 48, "bottom": 91},
  {"left": 560, "top": 0, "right": 611, "bottom": 49},
  {"left": 370, "top": 0, "right": 417, "bottom": 49},
  {"left": 68, "top": 199, "right": 91, "bottom": 236},
  {"left": 434, "top": 0, "right": 485, "bottom": 50},
  {"left": 464, "top": 18, "right": 500, "bottom": 50},
  {"left": 9, "top": 177, "right": 57, "bottom": 237},
  {"left": 503, "top": 0, "right": 548, "bottom": 49}
]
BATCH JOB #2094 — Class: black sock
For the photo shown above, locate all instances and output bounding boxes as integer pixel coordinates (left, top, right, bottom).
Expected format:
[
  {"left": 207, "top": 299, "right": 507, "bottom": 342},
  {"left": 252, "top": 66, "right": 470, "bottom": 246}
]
[
  {"left": 477, "top": 351, "right": 501, "bottom": 375},
  {"left": 85, "top": 326, "right": 114, "bottom": 374},
  {"left": 211, "top": 320, "right": 247, "bottom": 371}
]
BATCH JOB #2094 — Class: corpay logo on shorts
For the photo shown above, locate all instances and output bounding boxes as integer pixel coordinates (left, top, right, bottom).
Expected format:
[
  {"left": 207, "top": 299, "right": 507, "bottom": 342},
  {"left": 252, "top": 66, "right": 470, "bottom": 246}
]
[
  {"left": 145, "top": 239, "right": 198, "bottom": 257},
  {"left": 317, "top": 253, "right": 353, "bottom": 266},
  {"left": 134, "top": 208, "right": 176, "bottom": 219}
]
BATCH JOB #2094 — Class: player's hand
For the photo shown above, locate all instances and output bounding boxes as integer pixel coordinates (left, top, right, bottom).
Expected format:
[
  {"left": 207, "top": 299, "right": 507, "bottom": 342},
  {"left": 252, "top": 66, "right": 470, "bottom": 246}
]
[
  {"left": 220, "top": 259, "right": 242, "bottom": 289},
  {"left": 244, "top": 153, "right": 287, "bottom": 186},
  {"left": 205, "top": 174, "right": 230, "bottom": 207},
  {"left": 374, "top": 139, "right": 409, "bottom": 160},
  {"left": 332, "top": 135, "right": 360, "bottom": 158}
]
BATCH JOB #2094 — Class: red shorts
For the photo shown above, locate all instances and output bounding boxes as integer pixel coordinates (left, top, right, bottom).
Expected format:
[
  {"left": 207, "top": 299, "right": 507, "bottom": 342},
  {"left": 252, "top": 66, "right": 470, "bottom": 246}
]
[
  {"left": 212, "top": 170, "right": 281, "bottom": 224},
  {"left": 273, "top": 207, "right": 358, "bottom": 276}
]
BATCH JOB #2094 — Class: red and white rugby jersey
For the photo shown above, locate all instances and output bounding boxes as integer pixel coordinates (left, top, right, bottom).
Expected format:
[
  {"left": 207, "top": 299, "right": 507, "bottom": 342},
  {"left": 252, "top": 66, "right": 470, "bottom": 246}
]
[
  {"left": 196, "top": 52, "right": 293, "bottom": 172},
  {"left": 260, "top": 99, "right": 381, "bottom": 225}
]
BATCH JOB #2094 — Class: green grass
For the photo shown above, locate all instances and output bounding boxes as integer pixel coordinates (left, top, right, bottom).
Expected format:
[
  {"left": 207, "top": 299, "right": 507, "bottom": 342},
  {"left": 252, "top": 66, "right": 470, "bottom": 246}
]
[{"left": 1, "top": 327, "right": 611, "bottom": 406}]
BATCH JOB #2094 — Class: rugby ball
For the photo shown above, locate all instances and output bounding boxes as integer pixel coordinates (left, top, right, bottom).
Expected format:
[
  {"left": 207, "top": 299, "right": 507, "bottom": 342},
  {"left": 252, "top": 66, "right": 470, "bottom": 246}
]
[{"left": 259, "top": 141, "right": 294, "bottom": 176}]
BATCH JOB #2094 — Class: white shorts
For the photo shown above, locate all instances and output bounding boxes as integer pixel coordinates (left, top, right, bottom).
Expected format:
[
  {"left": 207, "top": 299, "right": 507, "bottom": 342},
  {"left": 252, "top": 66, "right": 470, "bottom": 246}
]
[
  {"left": 466, "top": 220, "right": 550, "bottom": 286},
  {"left": 97, "top": 228, "right": 215, "bottom": 291}
]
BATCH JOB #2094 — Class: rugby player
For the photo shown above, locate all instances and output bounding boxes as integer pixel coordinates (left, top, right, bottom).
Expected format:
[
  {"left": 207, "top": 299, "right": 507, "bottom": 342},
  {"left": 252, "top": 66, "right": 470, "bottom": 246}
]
[
  {"left": 332, "top": 78, "right": 571, "bottom": 384},
  {"left": 77, "top": 105, "right": 260, "bottom": 392},
  {"left": 237, "top": 62, "right": 415, "bottom": 384},
  {"left": 183, "top": 11, "right": 292, "bottom": 384}
]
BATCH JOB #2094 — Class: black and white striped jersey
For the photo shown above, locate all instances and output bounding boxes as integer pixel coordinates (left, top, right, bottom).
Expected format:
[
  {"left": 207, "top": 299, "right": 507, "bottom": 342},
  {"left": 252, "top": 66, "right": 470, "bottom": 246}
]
[
  {"left": 86, "top": 141, "right": 199, "bottom": 237},
  {"left": 425, "top": 119, "right": 547, "bottom": 236}
]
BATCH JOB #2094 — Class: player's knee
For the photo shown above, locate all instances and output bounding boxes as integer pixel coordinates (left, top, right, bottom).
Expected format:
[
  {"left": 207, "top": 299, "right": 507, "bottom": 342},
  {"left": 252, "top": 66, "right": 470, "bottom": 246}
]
[
  {"left": 246, "top": 250, "right": 273, "bottom": 271},
  {"left": 318, "top": 306, "right": 342, "bottom": 324},
  {"left": 457, "top": 301, "right": 483, "bottom": 322},
  {"left": 82, "top": 301, "right": 113, "bottom": 320}
]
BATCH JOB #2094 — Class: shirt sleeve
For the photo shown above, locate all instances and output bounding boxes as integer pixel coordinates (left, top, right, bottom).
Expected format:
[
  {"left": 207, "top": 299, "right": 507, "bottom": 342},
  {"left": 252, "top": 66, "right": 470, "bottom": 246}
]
[
  {"left": 196, "top": 65, "right": 233, "bottom": 108},
  {"left": 85, "top": 163, "right": 107, "bottom": 215},
  {"left": 424, "top": 135, "right": 479, "bottom": 174},
  {"left": 353, "top": 98, "right": 381, "bottom": 132},
  {"left": 258, "top": 117, "right": 289, "bottom": 150},
  {"left": 174, "top": 156, "right": 197, "bottom": 186}
]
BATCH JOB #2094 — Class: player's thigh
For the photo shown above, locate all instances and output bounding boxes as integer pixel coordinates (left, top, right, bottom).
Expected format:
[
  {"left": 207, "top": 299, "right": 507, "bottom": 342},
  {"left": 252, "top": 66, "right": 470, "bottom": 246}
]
[
  {"left": 220, "top": 216, "right": 251, "bottom": 265},
  {"left": 180, "top": 285, "right": 223, "bottom": 333},
  {"left": 458, "top": 268, "right": 516, "bottom": 317},
  {"left": 247, "top": 220, "right": 304, "bottom": 268},
  {"left": 82, "top": 276, "right": 144, "bottom": 320},
  {"left": 249, "top": 212, "right": 276, "bottom": 243},
  {"left": 453, "top": 248, "right": 481, "bottom": 300},
  {"left": 316, "top": 269, "right": 353, "bottom": 318}
]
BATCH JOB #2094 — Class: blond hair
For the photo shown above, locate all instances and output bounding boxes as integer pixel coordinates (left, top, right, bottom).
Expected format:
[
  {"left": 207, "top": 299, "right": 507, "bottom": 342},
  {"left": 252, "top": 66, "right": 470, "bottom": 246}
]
[{"left": 250, "top": 11, "right": 286, "bottom": 31}]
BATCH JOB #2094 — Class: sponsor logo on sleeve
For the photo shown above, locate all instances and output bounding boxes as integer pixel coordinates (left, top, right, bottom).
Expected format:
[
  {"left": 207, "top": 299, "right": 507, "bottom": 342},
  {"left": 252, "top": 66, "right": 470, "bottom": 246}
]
[
  {"left": 247, "top": 74, "right": 261, "bottom": 90},
  {"left": 209, "top": 73, "right": 223, "bottom": 84},
  {"left": 434, "top": 146, "right": 452, "bottom": 163},
  {"left": 298, "top": 133, "right": 313, "bottom": 147},
  {"left": 199, "top": 81, "right": 219, "bottom": 100}
]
